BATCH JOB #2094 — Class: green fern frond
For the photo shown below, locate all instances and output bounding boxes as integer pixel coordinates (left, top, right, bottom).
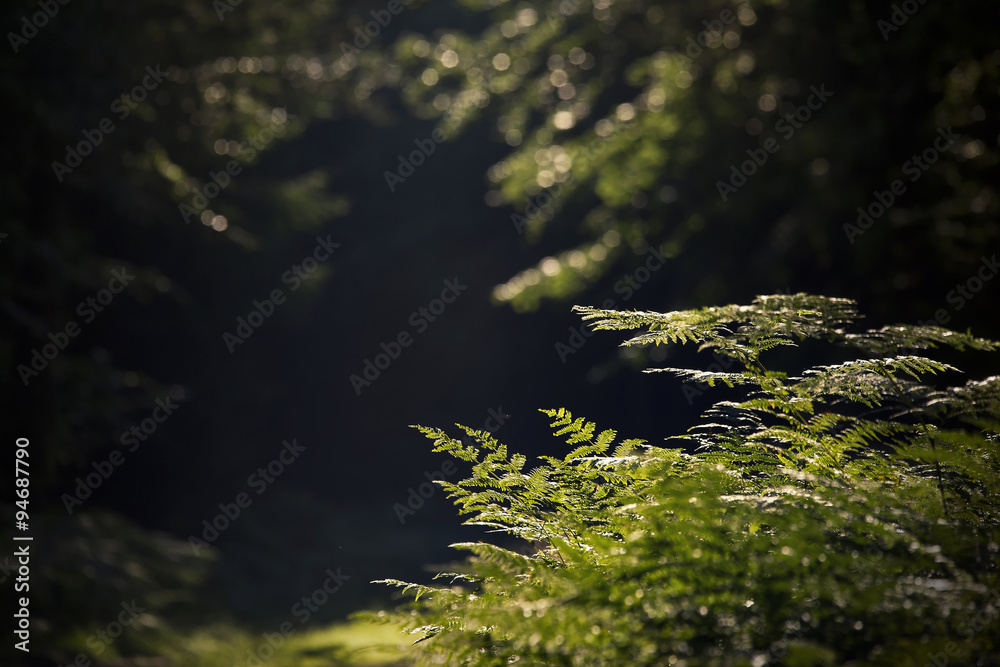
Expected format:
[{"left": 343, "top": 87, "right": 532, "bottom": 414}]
[
  {"left": 449, "top": 542, "right": 536, "bottom": 568},
  {"left": 372, "top": 579, "right": 459, "bottom": 602},
  {"left": 644, "top": 367, "right": 762, "bottom": 387},
  {"left": 923, "top": 376, "right": 1000, "bottom": 420},
  {"left": 794, "top": 356, "right": 958, "bottom": 407},
  {"left": 846, "top": 325, "right": 999, "bottom": 355},
  {"left": 381, "top": 295, "right": 1000, "bottom": 667}
]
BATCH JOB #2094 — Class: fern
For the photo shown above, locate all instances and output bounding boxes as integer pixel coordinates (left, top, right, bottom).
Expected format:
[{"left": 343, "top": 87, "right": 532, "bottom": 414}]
[{"left": 369, "top": 294, "right": 1000, "bottom": 666}]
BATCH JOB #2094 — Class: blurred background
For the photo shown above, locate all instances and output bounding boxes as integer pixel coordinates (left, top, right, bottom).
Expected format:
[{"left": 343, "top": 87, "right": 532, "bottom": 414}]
[{"left": 1, "top": 0, "right": 998, "bottom": 664}]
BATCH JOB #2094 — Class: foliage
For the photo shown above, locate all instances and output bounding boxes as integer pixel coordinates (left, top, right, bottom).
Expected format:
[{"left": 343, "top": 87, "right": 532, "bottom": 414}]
[
  {"left": 6, "top": 0, "right": 998, "bottom": 660},
  {"left": 2, "top": 0, "right": 360, "bottom": 482},
  {"left": 371, "top": 294, "right": 1000, "bottom": 666},
  {"left": 122, "top": 618, "right": 413, "bottom": 667},
  {"left": 379, "top": 0, "right": 999, "bottom": 322},
  {"left": 0, "top": 0, "right": 369, "bottom": 658}
]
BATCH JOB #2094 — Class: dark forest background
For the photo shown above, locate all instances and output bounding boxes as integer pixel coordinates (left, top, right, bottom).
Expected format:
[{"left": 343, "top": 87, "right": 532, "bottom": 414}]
[{"left": 2, "top": 0, "right": 998, "bottom": 664}]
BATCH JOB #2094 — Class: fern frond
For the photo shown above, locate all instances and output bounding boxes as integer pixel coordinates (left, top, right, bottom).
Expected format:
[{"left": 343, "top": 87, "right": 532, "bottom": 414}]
[
  {"left": 384, "top": 294, "right": 1000, "bottom": 667},
  {"left": 372, "top": 579, "right": 459, "bottom": 602},
  {"left": 644, "top": 367, "right": 762, "bottom": 388},
  {"left": 794, "top": 357, "right": 958, "bottom": 407},
  {"left": 922, "top": 376, "right": 1000, "bottom": 420},
  {"left": 845, "top": 325, "right": 998, "bottom": 355}
]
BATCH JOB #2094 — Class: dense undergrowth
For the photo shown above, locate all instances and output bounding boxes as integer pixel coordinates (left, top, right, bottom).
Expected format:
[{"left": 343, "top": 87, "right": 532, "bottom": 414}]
[{"left": 369, "top": 293, "right": 1000, "bottom": 666}]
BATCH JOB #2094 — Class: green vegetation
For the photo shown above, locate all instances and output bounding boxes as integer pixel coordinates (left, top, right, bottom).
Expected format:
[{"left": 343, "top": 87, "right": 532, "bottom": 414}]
[
  {"left": 373, "top": 294, "right": 1000, "bottom": 665},
  {"left": 57, "top": 617, "right": 413, "bottom": 667},
  {"left": 132, "top": 619, "right": 413, "bottom": 667},
  {"left": 4, "top": 0, "right": 997, "bottom": 664},
  {"left": 382, "top": 1, "right": 1000, "bottom": 322}
]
